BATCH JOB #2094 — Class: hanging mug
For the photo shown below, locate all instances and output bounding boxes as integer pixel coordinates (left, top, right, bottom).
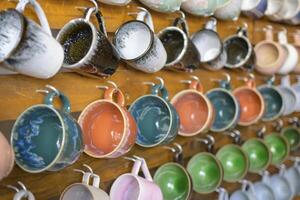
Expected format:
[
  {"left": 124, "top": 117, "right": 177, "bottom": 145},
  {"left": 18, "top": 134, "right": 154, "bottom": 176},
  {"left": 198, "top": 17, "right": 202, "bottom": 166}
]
[
  {"left": 8, "top": 182, "right": 35, "bottom": 200},
  {"left": 293, "top": 31, "right": 300, "bottom": 73},
  {"left": 0, "top": 0, "right": 64, "bottom": 79},
  {"left": 181, "top": 0, "right": 218, "bottom": 16},
  {"left": 0, "top": 132, "right": 14, "bottom": 181},
  {"left": 138, "top": 0, "right": 182, "bottom": 13},
  {"left": 265, "top": 0, "right": 283, "bottom": 21},
  {"left": 230, "top": 180, "right": 257, "bottom": 200},
  {"left": 99, "top": 0, "right": 131, "bottom": 6},
  {"left": 281, "top": 118, "right": 300, "bottom": 151},
  {"left": 214, "top": 0, "right": 242, "bottom": 21},
  {"left": 292, "top": 76, "right": 300, "bottom": 111},
  {"left": 241, "top": 0, "right": 268, "bottom": 19}
]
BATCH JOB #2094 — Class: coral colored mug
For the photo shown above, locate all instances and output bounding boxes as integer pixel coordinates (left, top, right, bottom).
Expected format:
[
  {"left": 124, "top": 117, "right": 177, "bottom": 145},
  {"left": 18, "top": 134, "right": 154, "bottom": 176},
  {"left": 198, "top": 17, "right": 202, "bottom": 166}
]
[
  {"left": 0, "top": 132, "right": 14, "bottom": 181},
  {"left": 78, "top": 87, "right": 137, "bottom": 158}
]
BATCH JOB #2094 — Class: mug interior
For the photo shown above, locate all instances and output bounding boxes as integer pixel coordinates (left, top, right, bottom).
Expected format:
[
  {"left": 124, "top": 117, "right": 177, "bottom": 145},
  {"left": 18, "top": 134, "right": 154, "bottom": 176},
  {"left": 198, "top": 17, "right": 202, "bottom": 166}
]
[
  {"left": 255, "top": 43, "right": 280, "bottom": 67},
  {"left": 154, "top": 163, "right": 191, "bottom": 200},
  {"left": 264, "top": 134, "right": 289, "bottom": 165},
  {"left": 79, "top": 101, "right": 125, "bottom": 157},
  {"left": 129, "top": 96, "right": 171, "bottom": 147},
  {"left": 12, "top": 106, "right": 64, "bottom": 172},
  {"left": 234, "top": 88, "right": 263, "bottom": 125},
  {"left": 110, "top": 174, "right": 140, "bottom": 200},
  {"left": 172, "top": 92, "right": 209, "bottom": 136},
  {"left": 61, "top": 184, "right": 93, "bottom": 200},
  {"left": 58, "top": 20, "right": 95, "bottom": 66},
  {"left": 224, "top": 37, "right": 250, "bottom": 67},
  {"left": 114, "top": 21, "right": 152, "bottom": 60}
]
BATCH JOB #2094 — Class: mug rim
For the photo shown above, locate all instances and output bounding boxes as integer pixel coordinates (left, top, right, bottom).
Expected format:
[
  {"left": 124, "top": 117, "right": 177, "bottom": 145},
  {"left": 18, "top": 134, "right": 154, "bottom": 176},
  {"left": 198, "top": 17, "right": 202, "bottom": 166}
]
[
  {"left": 113, "top": 19, "right": 154, "bottom": 61},
  {"left": 171, "top": 89, "right": 213, "bottom": 136},
  {"left": 56, "top": 18, "right": 98, "bottom": 69},
  {"left": 187, "top": 152, "right": 223, "bottom": 194},
  {"left": 265, "top": 133, "right": 290, "bottom": 165},
  {"left": 241, "top": 0, "right": 262, "bottom": 11},
  {"left": 206, "top": 88, "right": 240, "bottom": 132},
  {"left": 129, "top": 94, "right": 173, "bottom": 148},
  {"left": 280, "top": 126, "right": 300, "bottom": 150},
  {"left": 154, "top": 162, "right": 192, "bottom": 200},
  {"left": 11, "top": 104, "right": 66, "bottom": 173},
  {"left": 78, "top": 99, "right": 128, "bottom": 158},
  {"left": 233, "top": 86, "right": 265, "bottom": 126}
]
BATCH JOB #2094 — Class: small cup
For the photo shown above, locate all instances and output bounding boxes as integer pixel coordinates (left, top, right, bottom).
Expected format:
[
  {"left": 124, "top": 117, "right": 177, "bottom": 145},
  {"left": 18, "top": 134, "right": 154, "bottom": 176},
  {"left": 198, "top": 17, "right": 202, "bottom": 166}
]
[
  {"left": 253, "top": 181, "right": 276, "bottom": 200},
  {"left": 99, "top": 0, "right": 131, "bottom": 6},
  {"left": 214, "top": 0, "right": 242, "bottom": 21},
  {"left": 0, "top": 132, "right": 14, "bottom": 181},
  {"left": 281, "top": 126, "right": 300, "bottom": 151},
  {"left": 216, "top": 144, "right": 249, "bottom": 182},
  {"left": 265, "top": 0, "right": 284, "bottom": 21},
  {"left": 57, "top": 7, "right": 120, "bottom": 78},
  {"left": 283, "top": 0, "right": 300, "bottom": 25},
  {"left": 293, "top": 31, "right": 300, "bottom": 73},
  {"left": 264, "top": 134, "right": 290, "bottom": 166},
  {"left": 241, "top": 0, "right": 268, "bottom": 19},
  {"left": 11, "top": 89, "right": 83, "bottom": 173},
  {"left": 230, "top": 180, "right": 257, "bottom": 200},
  {"left": 110, "top": 157, "right": 163, "bottom": 200},
  {"left": 233, "top": 77, "right": 265, "bottom": 126},
  {"left": 171, "top": 79, "right": 214, "bottom": 137},
  {"left": 254, "top": 27, "right": 287, "bottom": 75},
  {"left": 113, "top": 8, "right": 167, "bottom": 73},
  {"left": 78, "top": 87, "right": 137, "bottom": 158},
  {"left": 280, "top": 164, "right": 300, "bottom": 197},
  {"left": 181, "top": 0, "right": 218, "bottom": 16},
  {"left": 129, "top": 84, "right": 179, "bottom": 147},
  {"left": 158, "top": 16, "right": 200, "bottom": 72},
  {"left": 138, "top": 0, "right": 182, "bottom": 13}
]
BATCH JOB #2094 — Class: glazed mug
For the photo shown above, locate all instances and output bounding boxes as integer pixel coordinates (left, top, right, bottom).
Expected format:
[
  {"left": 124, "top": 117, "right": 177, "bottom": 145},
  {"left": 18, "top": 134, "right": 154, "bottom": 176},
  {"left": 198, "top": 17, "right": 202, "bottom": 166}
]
[
  {"left": 138, "top": 0, "right": 182, "bottom": 13},
  {"left": 11, "top": 89, "right": 83, "bottom": 173},
  {"left": 171, "top": 79, "right": 214, "bottom": 137},
  {"left": 214, "top": 0, "right": 242, "bottom": 21},
  {"left": 258, "top": 79, "right": 284, "bottom": 121},
  {"left": 110, "top": 157, "right": 163, "bottom": 200},
  {"left": 158, "top": 16, "right": 200, "bottom": 72},
  {"left": 233, "top": 77, "right": 264, "bottom": 126},
  {"left": 284, "top": 0, "right": 300, "bottom": 24},
  {"left": 114, "top": 8, "right": 167, "bottom": 73},
  {"left": 292, "top": 76, "right": 300, "bottom": 111},
  {"left": 293, "top": 31, "right": 300, "bottom": 73},
  {"left": 252, "top": 181, "right": 276, "bottom": 200},
  {"left": 216, "top": 144, "right": 249, "bottom": 182},
  {"left": 206, "top": 77, "right": 240, "bottom": 132},
  {"left": 241, "top": 0, "right": 268, "bottom": 19},
  {"left": 78, "top": 87, "right": 137, "bottom": 158},
  {"left": 99, "top": 0, "right": 131, "bottom": 6},
  {"left": 9, "top": 183, "right": 35, "bottom": 200},
  {"left": 281, "top": 120, "right": 300, "bottom": 151},
  {"left": 277, "top": 75, "right": 298, "bottom": 116},
  {"left": 265, "top": 0, "right": 283, "bottom": 21},
  {"left": 277, "top": 30, "right": 299, "bottom": 75},
  {"left": 254, "top": 26, "right": 286, "bottom": 75},
  {"left": 0, "top": 132, "right": 14, "bottom": 181},
  {"left": 230, "top": 180, "right": 256, "bottom": 200},
  {"left": 279, "top": 164, "right": 300, "bottom": 197},
  {"left": 181, "top": 0, "right": 218, "bottom": 16},
  {"left": 60, "top": 172, "right": 109, "bottom": 200},
  {"left": 57, "top": 7, "right": 120, "bottom": 78},
  {"left": 289, "top": 157, "right": 300, "bottom": 194},
  {"left": 129, "top": 84, "right": 179, "bottom": 147},
  {"left": 0, "top": 0, "right": 64, "bottom": 79}
]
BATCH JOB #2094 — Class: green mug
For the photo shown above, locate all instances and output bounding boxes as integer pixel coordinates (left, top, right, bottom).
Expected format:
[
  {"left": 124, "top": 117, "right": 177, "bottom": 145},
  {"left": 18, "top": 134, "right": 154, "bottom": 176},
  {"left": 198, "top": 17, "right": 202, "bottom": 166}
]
[
  {"left": 264, "top": 134, "right": 290, "bottom": 165},
  {"left": 281, "top": 126, "right": 300, "bottom": 151}
]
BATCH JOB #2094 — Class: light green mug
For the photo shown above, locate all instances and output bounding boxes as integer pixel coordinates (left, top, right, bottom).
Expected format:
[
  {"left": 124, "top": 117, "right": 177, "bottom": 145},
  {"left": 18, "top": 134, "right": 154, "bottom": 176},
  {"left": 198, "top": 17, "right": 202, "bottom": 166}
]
[{"left": 138, "top": 0, "right": 182, "bottom": 13}]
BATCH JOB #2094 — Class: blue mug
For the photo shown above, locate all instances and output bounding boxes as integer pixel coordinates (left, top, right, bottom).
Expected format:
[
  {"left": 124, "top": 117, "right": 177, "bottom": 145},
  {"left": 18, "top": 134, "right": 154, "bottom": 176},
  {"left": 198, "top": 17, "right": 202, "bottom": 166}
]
[
  {"left": 241, "top": 0, "right": 268, "bottom": 19},
  {"left": 11, "top": 90, "right": 83, "bottom": 173},
  {"left": 129, "top": 84, "right": 179, "bottom": 147}
]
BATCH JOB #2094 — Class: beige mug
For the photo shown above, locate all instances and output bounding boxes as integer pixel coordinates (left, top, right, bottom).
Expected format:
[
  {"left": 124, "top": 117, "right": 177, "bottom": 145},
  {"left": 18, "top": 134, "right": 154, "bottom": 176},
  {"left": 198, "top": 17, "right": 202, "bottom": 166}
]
[{"left": 0, "top": 132, "right": 14, "bottom": 181}]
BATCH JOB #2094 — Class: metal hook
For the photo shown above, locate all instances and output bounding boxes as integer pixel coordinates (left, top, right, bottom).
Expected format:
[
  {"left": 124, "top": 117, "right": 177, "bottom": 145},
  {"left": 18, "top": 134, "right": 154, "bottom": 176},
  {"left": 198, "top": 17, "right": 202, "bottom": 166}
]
[
  {"left": 73, "top": 169, "right": 86, "bottom": 175},
  {"left": 190, "top": 75, "right": 199, "bottom": 81},
  {"left": 222, "top": 73, "right": 231, "bottom": 83},
  {"left": 179, "top": 80, "right": 192, "bottom": 84},
  {"left": 123, "top": 156, "right": 137, "bottom": 162},
  {"left": 256, "top": 125, "right": 266, "bottom": 138},
  {"left": 17, "top": 181, "right": 27, "bottom": 191},
  {"left": 155, "top": 77, "right": 164, "bottom": 87},
  {"left": 88, "top": 0, "right": 99, "bottom": 12},
  {"left": 83, "top": 164, "right": 94, "bottom": 174},
  {"left": 45, "top": 85, "right": 60, "bottom": 96},
  {"left": 7, "top": 185, "right": 20, "bottom": 193},
  {"left": 176, "top": 10, "right": 186, "bottom": 19},
  {"left": 106, "top": 81, "right": 118, "bottom": 89},
  {"left": 273, "top": 119, "right": 283, "bottom": 131},
  {"left": 142, "top": 82, "right": 155, "bottom": 86},
  {"left": 173, "top": 143, "right": 183, "bottom": 154}
]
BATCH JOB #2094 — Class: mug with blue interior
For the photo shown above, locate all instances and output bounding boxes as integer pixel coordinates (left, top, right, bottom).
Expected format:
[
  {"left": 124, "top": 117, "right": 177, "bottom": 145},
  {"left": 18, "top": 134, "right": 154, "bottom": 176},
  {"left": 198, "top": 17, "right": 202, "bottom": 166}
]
[
  {"left": 11, "top": 88, "right": 83, "bottom": 173},
  {"left": 129, "top": 84, "right": 179, "bottom": 147}
]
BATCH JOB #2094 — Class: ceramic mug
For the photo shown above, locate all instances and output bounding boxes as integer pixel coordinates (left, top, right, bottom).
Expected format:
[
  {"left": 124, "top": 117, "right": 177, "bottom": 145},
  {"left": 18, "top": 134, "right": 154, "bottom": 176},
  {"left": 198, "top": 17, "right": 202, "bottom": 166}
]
[
  {"left": 129, "top": 84, "right": 179, "bottom": 147},
  {"left": 253, "top": 181, "right": 276, "bottom": 200},
  {"left": 242, "top": 138, "right": 271, "bottom": 173},
  {"left": 57, "top": 7, "right": 120, "bottom": 78},
  {"left": 292, "top": 76, "right": 300, "bottom": 111},
  {"left": 0, "top": 132, "right": 14, "bottom": 181},
  {"left": 277, "top": 30, "right": 299, "bottom": 75},
  {"left": 258, "top": 80, "right": 284, "bottom": 121},
  {"left": 224, "top": 26, "right": 253, "bottom": 69},
  {"left": 187, "top": 152, "right": 223, "bottom": 194},
  {"left": 254, "top": 26, "right": 286, "bottom": 75},
  {"left": 293, "top": 31, "right": 300, "bottom": 73},
  {"left": 288, "top": 157, "right": 300, "bottom": 195},
  {"left": 99, "top": 0, "right": 131, "bottom": 6},
  {"left": 181, "top": 0, "right": 218, "bottom": 16},
  {"left": 279, "top": 164, "right": 300, "bottom": 197},
  {"left": 233, "top": 77, "right": 264, "bottom": 126},
  {"left": 158, "top": 16, "right": 200, "bottom": 72},
  {"left": 9, "top": 183, "right": 35, "bottom": 200},
  {"left": 110, "top": 157, "right": 163, "bottom": 200},
  {"left": 138, "top": 0, "right": 182, "bottom": 13},
  {"left": 206, "top": 78, "right": 240, "bottom": 132},
  {"left": 11, "top": 89, "right": 83, "bottom": 173},
  {"left": 171, "top": 79, "right": 214, "bottom": 137},
  {"left": 60, "top": 172, "right": 109, "bottom": 200},
  {"left": 114, "top": 8, "right": 167, "bottom": 73},
  {"left": 265, "top": 0, "right": 283, "bottom": 21},
  {"left": 230, "top": 180, "right": 256, "bottom": 200},
  {"left": 241, "top": 0, "right": 268, "bottom": 19},
  {"left": 78, "top": 87, "right": 137, "bottom": 158},
  {"left": 0, "top": 0, "right": 64, "bottom": 79},
  {"left": 216, "top": 144, "right": 249, "bottom": 182},
  {"left": 214, "top": 0, "right": 242, "bottom": 21},
  {"left": 284, "top": 0, "right": 300, "bottom": 24},
  {"left": 277, "top": 75, "right": 298, "bottom": 116},
  {"left": 281, "top": 125, "right": 300, "bottom": 151}
]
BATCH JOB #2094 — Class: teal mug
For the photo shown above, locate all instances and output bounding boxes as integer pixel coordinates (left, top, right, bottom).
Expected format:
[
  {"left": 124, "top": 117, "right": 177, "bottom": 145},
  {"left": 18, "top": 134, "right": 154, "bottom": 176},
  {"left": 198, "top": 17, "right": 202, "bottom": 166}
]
[
  {"left": 129, "top": 84, "right": 179, "bottom": 147},
  {"left": 11, "top": 88, "right": 83, "bottom": 173}
]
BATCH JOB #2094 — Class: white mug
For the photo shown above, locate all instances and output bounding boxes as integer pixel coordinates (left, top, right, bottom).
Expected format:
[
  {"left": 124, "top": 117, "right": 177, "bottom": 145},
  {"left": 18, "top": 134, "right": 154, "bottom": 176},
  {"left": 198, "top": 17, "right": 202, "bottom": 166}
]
[
  {"left": 280, "top": 164, "right": 300, "bottom": 197},
  {"left": 181, "top": 0, "right": 218, "bottom": 16},
  {"left": 138, "top": 0, "right": 182, "bottom": 13},
  {"left": 1, "top": 0, "right": 64, "bottom": 79},
  {"left": 265, "top": 0, "right": 284, "bottom": 21},
  {"left": 253, "top": 181, "right": 275, "bottom": 200},
  {"left": 230, "top": 180, "right": 256, "bottom": 200},
  {"left": 241, "top": 0, "right": 268, "bottom": 19},
  {"left": 99, "top": 0, "right": 131, "bottom": 6},
  {"left": 292, "top": 76, "right": 300, "bottom": 111},
  {"left": 214, "top": 0, "right": 242, "bottom": 21}
]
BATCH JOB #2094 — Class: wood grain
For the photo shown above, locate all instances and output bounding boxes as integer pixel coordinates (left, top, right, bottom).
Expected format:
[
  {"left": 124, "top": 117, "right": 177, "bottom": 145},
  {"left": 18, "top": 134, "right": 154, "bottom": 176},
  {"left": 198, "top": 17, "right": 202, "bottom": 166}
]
[{"left": 1, "top": 0, "right": 300, "bottom": 199}]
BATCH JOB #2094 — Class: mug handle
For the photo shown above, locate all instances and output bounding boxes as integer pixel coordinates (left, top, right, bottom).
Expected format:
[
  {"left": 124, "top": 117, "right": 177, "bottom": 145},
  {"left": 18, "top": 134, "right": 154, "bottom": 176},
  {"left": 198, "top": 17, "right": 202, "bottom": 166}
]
[
  {"left": 140, "top": 158, "right": 153, "bottom": 182},
  {"left": 278, "top": 30, "right": 288, "bottom": 44},
  {"left": 131, "top": 159, "right": 142, "bottom": 175},
  {"left": 219, "top": 80, "right": 231, "bottom": 91},
  {"left": 15, "top": 0, "right": 52, "bottom": 36},
  {"left": 104, "top": 87, "right": 125, "bottom": 107},
  {"left": 246, "top": 79, "right": 256, "bottom": 88},
  {"left": 43, "top": 91, "right": 71, "bottom": 114},
  {"left": 204, "top": 17, "right": 217, "bottom": 32},
  {"left": 241, "top": 180, "right": 256, "bottom": 197},
  {"left": 173, "top": 17, "right": 189, "bottom": 36},
  {"left": 13, "top": 190, "right": 35, "bottom": 200},
  {"left": 136, "top": 8, "right": 154, "bottom": 31},
  {"left": 151, "top": 84, "right": 169, "bottom": 101},
  {"left": 217, "top": 188, "right": 229, "bottom": 200},
  {"left": 189, "top": 80, "right": 204, "bottom": 93},
  {"left": 237, "top": 27, "right": 248, "bottom": 38},
  {"left": 82, "top": 172, "right": 92, "bottom": 185},
  {"left": 265, "top": 27, "right": 274, "bottom": 41},
  {"left": 281, "top": 75, "right": 291, "bottom": 87},
  {"left": 84, "top": 7, "right": 108, "bottom": 37}
]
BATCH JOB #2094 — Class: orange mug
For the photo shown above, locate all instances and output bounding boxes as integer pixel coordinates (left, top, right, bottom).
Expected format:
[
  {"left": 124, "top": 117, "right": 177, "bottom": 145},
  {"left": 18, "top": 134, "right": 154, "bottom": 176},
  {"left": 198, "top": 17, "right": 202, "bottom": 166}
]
[
  {"left": 0, "top": 131, "right": 14, "bottom": 180},
  {"left": 171, "top": 79, "right": 214, "bottom": 137},
  {"left": 78, "top": 87, "right": 137, "bottom": 158}
]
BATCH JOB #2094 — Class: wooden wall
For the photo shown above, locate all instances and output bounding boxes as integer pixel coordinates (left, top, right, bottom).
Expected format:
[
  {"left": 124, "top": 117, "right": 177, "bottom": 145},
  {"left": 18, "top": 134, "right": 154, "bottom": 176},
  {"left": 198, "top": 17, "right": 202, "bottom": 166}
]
[{"left": 0, "top": 0, "right": 300, "bottom": 199}]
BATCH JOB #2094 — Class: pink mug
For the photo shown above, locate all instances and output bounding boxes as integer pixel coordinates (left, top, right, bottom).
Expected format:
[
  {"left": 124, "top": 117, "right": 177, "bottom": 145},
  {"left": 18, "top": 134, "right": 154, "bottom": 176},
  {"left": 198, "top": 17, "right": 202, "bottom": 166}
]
[
  {"left": 110, "top": 157, "right": 163, "bottom": 200},
  {"left": 0, "top": 131, "right": 14, "bottom": 180}
]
